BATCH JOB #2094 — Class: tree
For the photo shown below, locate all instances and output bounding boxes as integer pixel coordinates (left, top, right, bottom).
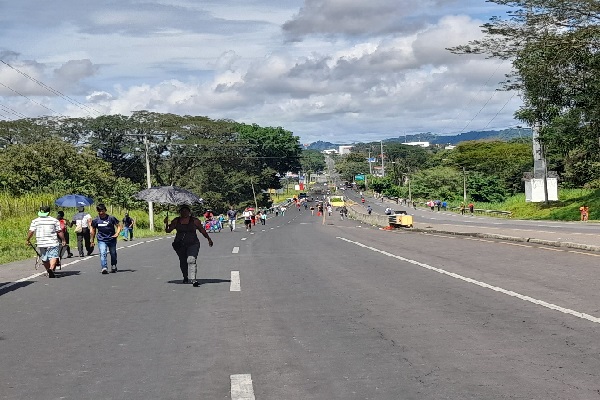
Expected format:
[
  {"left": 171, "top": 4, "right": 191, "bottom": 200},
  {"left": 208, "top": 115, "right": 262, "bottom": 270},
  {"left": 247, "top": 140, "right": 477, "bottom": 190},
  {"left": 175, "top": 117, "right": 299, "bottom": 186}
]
[
  {"left": 441, "top": 140, "right": 532, "bottom": 195},
  {"left": 336, "top": 153, "right": 368, "bottom": 182},
  {"left": 236, "top": 123, "right": 302, "bottom": 177},
  {"left": 449, "top": 0, "right": 600, "bottom": 188},
  {"left": 0, "top": 139, "right": 118, "bottom": 197},
  {"left": 300, "top": 150, "right": 325, "bottom": 175},
  {"left": 410, "top": 167, "right": 464, "bottom": 201}
]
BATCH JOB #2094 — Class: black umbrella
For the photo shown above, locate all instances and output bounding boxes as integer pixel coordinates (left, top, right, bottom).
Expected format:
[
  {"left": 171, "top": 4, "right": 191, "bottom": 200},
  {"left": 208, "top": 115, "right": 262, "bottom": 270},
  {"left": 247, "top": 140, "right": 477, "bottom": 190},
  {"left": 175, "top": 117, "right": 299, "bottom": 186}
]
[
  {"left": 134, "top": 186, "right": 203, "bottom": 222},
  {"left": 134, "top": 186, "right": 203, "bottom": 205}
]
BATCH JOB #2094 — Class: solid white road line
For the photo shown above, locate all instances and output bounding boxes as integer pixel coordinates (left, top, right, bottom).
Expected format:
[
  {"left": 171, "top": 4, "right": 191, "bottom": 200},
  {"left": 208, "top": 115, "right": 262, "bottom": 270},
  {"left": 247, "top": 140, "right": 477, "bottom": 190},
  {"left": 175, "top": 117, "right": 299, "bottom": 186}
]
[
  {"left": 232, "top": 247, "right": 240, "bottom": 254},
  {"left": 230, "top": 271, "right": 241, "bottom": 292},
  {"left": 230, "top": 374, "right": 255, "bottom": 400},
  {"left": 337, "top": 236, "right": 600, "bottom": 325}
]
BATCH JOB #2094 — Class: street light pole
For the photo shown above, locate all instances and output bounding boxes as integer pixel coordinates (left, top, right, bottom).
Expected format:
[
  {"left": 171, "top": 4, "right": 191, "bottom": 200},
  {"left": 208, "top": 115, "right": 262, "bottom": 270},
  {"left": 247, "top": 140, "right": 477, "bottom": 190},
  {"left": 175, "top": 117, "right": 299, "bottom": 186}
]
[
  {"left": 380, "top": 140, "right": 385, "bottom": 177},
  {"left": 144, "top": 133, "right": 154, "bottom": 231},
  {"left": 463, "top": 167, "right": 467, "bottom": 203}
]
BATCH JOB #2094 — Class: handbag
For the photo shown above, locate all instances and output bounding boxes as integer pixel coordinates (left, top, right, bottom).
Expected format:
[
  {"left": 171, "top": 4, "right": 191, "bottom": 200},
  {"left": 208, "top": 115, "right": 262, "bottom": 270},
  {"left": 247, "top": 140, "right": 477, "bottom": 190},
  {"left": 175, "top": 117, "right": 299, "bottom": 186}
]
[
  {"left": 172, "top": 235, "right": 185, "bottom": 251},
  {"left": 172, "top": 233, "right": 186, "bottom": 251}
]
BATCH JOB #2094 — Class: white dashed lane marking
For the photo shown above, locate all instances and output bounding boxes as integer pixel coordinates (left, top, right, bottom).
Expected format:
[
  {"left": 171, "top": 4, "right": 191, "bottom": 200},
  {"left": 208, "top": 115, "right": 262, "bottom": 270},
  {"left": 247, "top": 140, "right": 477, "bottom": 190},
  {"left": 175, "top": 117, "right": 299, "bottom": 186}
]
[
  {"left": 230, "top": 374, "right": 255, "bottom": 400},
  {"left": 232, "top": 247, "right": 240, "bottom": 254},
  {"left": 230, "top": 271, "right": 241, "bottom": 292}
]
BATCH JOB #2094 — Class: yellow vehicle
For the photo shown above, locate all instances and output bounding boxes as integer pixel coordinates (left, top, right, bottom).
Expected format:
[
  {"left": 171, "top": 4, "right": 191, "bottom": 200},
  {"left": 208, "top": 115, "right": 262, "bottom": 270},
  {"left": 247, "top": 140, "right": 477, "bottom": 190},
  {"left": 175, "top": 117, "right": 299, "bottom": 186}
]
[{"left": 328, "top": 196, "right": 345, "bottom": 207}]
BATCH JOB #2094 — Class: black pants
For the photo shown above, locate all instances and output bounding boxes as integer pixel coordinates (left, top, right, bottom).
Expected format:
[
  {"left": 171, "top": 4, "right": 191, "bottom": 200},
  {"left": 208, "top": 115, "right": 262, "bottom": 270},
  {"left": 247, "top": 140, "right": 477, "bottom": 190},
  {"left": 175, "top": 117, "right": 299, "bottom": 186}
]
[
  {"left": 59, "top": 231, "right": 72, "bottom": 258},
  {"left": 175, "top": 242, "right": 200, "bottom": 280},
  {"left": 76, "top": 228, "right": 93, "bottom": 256}
]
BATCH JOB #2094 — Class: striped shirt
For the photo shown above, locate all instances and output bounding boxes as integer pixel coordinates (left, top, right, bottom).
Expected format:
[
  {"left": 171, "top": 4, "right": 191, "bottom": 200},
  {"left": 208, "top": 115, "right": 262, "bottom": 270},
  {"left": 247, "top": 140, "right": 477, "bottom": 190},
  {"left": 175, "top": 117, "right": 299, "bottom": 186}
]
[{"left": 29, "top": 217, "right": 61, "bottom": 248}]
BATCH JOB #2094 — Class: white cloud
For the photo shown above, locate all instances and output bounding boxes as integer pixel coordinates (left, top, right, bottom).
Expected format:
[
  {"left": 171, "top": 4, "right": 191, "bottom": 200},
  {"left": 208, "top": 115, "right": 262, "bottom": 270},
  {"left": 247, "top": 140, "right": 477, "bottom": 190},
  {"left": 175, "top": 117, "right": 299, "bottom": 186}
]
[{"left": 0, "top": 1, "right": 518, "bottom": 143}]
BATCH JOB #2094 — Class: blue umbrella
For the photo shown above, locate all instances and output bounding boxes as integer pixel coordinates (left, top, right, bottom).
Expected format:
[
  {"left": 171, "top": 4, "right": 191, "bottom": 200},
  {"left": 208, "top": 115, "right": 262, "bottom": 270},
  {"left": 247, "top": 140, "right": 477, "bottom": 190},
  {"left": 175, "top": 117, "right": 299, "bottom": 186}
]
[{"left": 55, "top": 194, "right": 94, "bottom": 208}]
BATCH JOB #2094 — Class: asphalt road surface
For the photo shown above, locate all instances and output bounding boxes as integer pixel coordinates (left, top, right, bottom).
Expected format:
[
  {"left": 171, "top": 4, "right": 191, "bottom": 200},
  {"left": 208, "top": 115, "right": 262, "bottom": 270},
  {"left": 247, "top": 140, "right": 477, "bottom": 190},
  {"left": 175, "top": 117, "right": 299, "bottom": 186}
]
[
  {"left": 341, "top": 181, "right": 600, "bottom": 240},
  {"left": 2, "top": 209, "right": 600, "bottom": 399}
]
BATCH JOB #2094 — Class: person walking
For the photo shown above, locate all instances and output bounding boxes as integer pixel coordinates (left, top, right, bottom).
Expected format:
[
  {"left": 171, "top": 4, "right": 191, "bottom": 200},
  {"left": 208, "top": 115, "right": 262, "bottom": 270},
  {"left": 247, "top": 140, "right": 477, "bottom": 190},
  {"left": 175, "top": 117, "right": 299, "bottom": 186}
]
[
  {"left": 580, "top": 205, "right": 589, "bottom": 221},
  {"left": 367, "top": 205, "right": 372, "bottom": 215},
  {"left": 260, "top": 212, "right": 267, "bottom": 225},
  {"left": 56, "top": 210, "right": 73, "bottom": 260},
  {"left": 90, "top": 203, "right": 122, "bottom": 274},
  {"left": 122, "top": 213, "right": 135, "bottom": 241},
  {"left": 71, "top": 204, "right": 94, "bottom": 256},
  {"left": 165, "top": 205, "right": 213, "bottom": 286},
  {"left": 26, "top": 206, "right": 66, "bottom": 278},
  {"left": 227, "top": 206, "right": 238, "bottom": 231},
  {"left": 242, "top": 208, "right": 253, "bottom": 231},
  {"left": 468, "top": 202, "right": 474, "bottom": 214}
]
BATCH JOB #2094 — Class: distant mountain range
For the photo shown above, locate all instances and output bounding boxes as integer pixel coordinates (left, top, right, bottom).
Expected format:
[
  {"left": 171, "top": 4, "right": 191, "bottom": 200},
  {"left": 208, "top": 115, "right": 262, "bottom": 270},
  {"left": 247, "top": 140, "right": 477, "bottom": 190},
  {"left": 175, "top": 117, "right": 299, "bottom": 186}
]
[{"left": 305, "top": 128, "right": 532, "bottom": 150}]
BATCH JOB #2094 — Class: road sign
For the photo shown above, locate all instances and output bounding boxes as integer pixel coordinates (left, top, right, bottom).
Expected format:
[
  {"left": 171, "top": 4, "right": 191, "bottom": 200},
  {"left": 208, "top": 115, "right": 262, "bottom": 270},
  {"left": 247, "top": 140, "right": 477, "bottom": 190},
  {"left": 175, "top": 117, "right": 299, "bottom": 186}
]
[{"left": 355, "top": 174, "right": 365, "bottom": 181}]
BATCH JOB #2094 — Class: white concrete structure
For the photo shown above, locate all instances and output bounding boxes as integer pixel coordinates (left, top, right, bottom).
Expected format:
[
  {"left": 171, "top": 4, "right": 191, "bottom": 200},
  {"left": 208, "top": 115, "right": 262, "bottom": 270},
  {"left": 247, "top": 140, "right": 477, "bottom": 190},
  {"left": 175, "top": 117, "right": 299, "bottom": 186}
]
[
  {"left": 339, "top": 145, "right": 353, "bottom": 155},
  {"left": 525, "top": 178, "right": 558, "bottom": 202},
  {"left": 405, "top": 142, "right": 430, "bottom": 148},
  {"left": 322, "top": 149, "right": 338, "bottom": 154}
]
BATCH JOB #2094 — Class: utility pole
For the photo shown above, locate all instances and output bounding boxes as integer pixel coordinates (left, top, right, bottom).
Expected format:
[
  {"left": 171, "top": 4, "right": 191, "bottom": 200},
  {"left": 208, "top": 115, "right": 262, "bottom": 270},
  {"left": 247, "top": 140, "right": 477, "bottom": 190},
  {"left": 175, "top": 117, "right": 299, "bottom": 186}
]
[
  {"left": 380, "top": 140, "right": 385, "bottom": 177},
  {"left": 144, "top": 133, "right": 154, "bottom": 231},
  {"left": 532, "top": 124, "right": 549, "bottom": 204},
  {"left": 368, "top": 150, "right": 373, "bottom": 175},
  {"left": 463, "top": 167, "right": 467, "bottom": 203},
  {"left": 250, "top": 177, "right": 258, "bottom": 210}
]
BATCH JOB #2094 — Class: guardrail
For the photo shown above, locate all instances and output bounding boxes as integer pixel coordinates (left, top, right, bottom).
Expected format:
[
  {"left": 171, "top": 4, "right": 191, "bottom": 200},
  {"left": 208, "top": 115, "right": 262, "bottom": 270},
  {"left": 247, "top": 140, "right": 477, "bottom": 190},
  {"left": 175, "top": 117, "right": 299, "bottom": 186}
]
[
  {"left": 380, "top": 197, "right": 512, "bottom": 217},
  {"left": 449, "top": 207, "right": 512, "bottom": 217}
]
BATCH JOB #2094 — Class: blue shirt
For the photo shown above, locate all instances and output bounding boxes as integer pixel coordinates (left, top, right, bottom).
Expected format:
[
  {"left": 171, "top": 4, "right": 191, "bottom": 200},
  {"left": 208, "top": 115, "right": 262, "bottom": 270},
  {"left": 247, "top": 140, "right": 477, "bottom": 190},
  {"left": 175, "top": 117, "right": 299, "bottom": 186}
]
[{"left": 91, "top": 215, "right": 120, "bottom": 242}]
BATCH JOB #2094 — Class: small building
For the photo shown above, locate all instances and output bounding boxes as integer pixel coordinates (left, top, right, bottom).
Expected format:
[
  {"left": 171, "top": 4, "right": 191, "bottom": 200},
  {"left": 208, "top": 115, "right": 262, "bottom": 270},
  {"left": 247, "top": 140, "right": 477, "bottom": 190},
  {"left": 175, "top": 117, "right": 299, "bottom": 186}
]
[
  {"left": 404, "top": 142, "right": 430, "bottom": 148},
  {"left": 339, "top": 145, "right": 353, "bottom": 155}
]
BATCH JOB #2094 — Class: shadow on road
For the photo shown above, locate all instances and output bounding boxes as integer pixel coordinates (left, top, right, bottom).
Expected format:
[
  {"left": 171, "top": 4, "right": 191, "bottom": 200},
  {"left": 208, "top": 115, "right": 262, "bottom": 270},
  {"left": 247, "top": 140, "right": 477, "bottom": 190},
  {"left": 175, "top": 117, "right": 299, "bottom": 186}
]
[
  {"left": 167, "top": 278, "right": 231, "bottom": 286},
  {"left": 54, "top": 270, "right": 81, "bottom": 279},
  {"left": 0, "top": 281, "right": 34, "bottom": 297}
]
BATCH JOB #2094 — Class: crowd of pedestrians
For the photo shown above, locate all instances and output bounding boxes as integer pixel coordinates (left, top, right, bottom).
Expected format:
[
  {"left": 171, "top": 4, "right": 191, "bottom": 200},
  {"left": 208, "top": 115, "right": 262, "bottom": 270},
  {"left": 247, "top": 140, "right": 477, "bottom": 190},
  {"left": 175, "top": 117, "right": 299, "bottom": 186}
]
[{"left": 26, "top": 195, "right": 347, "bottom": 284}]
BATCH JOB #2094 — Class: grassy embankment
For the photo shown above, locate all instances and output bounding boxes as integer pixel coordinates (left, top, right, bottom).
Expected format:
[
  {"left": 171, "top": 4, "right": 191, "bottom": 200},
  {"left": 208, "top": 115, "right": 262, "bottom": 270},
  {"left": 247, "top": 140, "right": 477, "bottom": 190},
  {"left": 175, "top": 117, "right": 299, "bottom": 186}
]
[
  {"left": 466, "top": 188, "right": 600, "bottom": 221},
  {"left": 0, "top": 193, "right": 167, "bottom": 265}
]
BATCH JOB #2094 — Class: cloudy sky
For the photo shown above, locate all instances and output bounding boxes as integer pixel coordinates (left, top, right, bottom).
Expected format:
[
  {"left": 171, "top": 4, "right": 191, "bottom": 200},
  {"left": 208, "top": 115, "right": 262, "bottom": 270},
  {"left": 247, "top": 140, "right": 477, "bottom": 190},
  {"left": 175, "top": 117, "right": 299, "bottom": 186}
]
[{"left": 0, "top": 0, "right": 521, "bottom": 144}]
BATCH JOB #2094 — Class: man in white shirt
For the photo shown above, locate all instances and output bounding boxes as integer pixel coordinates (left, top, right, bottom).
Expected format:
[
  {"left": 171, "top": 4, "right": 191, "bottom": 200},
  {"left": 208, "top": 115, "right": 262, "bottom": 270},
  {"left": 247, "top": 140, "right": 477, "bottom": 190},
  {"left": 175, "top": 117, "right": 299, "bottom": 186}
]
[
  {"left": 26, "top": 206, "right": 66, "bottom": 278},
  {"left": 242, "top": 208, "right": 253, "bottom": 232},
  {"left": 71, "top": 204, "right": 93, "bottom": 256}
]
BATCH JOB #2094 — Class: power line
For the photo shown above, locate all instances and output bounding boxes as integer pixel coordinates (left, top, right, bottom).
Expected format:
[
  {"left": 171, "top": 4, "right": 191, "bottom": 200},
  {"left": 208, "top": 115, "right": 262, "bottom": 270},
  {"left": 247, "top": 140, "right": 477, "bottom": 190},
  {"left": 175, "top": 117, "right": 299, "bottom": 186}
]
[
  {"left": 0, "top": 81, "right": 64, "bottom": 117},
  {"left": 0, "top": 103, "right": 28, "bottom": 119},
  {"left": 0, "top": 60, "right": 103, "bottom": 117}
]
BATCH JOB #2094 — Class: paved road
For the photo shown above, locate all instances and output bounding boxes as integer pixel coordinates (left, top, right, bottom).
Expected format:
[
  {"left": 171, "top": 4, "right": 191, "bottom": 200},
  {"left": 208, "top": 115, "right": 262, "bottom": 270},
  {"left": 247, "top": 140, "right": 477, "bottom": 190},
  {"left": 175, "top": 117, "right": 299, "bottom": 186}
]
[
  {"left": 342, "top": 188, "right": 600, "bottom": 251},
  {"left": 3, "top": 209, "right": 600, "bottom": 399}
]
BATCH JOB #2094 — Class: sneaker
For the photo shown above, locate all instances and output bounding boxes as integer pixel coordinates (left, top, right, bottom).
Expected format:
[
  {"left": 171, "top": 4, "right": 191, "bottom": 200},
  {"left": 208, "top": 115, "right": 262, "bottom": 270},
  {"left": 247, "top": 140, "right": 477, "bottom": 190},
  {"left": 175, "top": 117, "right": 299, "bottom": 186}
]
[
  {"left": 67, "top": 253, "right": 74, "bottom": 258},
  {"left": 48, "top": 269, "right": 55, "bottom": 278},
  {"left": 79, "top": 254, "right": 84, "bottom": 257},
  {"left": 111, "top": 266, "right": 118, "bottom": 273},
  {"left": 182, "top": 277, "right": 189, "bottom": 284},
  {"left": 192, "top": 280, "right": 199, "bottom": 287},
  {"left": 101, "top": 268, "right": 108, "bottom": 274}
]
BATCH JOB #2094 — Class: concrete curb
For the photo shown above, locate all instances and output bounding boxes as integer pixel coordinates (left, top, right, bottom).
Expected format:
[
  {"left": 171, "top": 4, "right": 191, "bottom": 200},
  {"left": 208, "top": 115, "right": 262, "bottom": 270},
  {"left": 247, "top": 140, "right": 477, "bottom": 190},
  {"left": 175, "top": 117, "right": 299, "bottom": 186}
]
[{"left": 407, "top": 227, "right": 600, "bottom": 253}]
